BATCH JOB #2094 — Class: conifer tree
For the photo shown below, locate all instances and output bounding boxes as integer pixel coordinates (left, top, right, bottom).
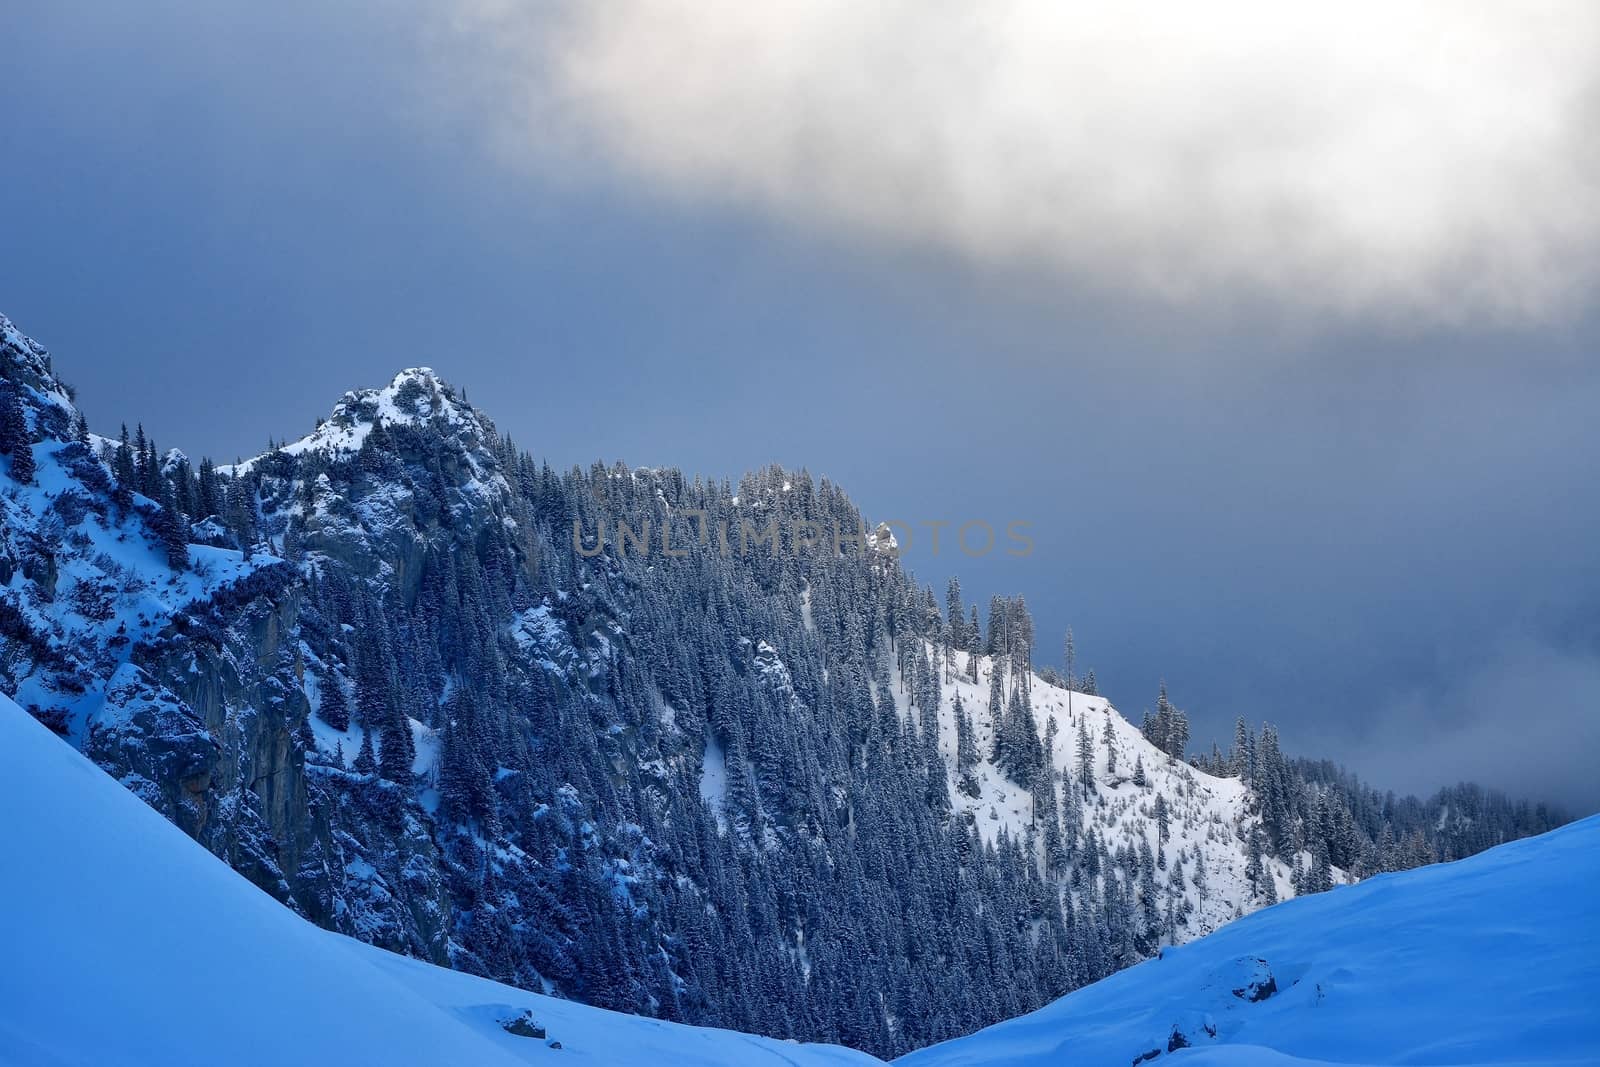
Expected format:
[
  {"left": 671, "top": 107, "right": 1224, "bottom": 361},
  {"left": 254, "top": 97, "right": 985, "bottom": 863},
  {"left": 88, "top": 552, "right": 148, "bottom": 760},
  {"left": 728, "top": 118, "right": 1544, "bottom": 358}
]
[
  {"left": 0, "top": 383, "right": 33, "bottom": 483},
  {"left": 353, "top": 729, "right": 377, "bottom": 776},
  {"left": 154, "top": 476, "right": 189, "bottom": 570},
  {"left": 110, "top": 425, "right": 135, "bottom": 506},
  {"left": 295, "top": 715, "right": 317, "bottom": 755},
  {"left": 986, "top": 595, "right": 1005, "bottom": 656},
  {"left": 141, "top": 436, "right": 160, "bottom": 498},
  {"left": 1310, "top": 841, "right": 1334, "bottom": 894},
  {"left": 318, "top": 677, "right": 351, "bottom": 732},
  {"left": 1060, "top": 766, "right": 1082, "bottom": 854},
  {"left": 1232, "top": 716, "right": 1254, "bottom": 779},
  {"left": 133, "top": 423, "right": 149, "bottom": 492},
  {"left": 1076, "top": 718, "right": 1095, "bottom": 798},
  {"left": 196, "top": 457, "right": 222, "bottom": 519},
  {"left": 945, "top": 577, "right": 965, "bottom": 652},
  {"left": 379, "top": 714, "right": 415, "bottom": 784},
  {"left": 1246, "top": 826, "right": 1266, "bottom": 898},
  {"left": 1138, "top": 838, "right": 1160, "bottom": 932},
  {"left": 966, "top": 606, "right": 981, "bottom": 682},
  {"left": 988, "top": 662, "right": 1008, "bottom": 765},
  {"left": 1256, "top": 724, "right": 1290, "bottom": 856},
  {"left": 954, "top": 696, "right": 980, "bottom": 798},
  {"left": 1153, "top": 793, "right": 1169, "bottom": 867},
  {"left": 170, "top": 455, "right": 195, "bottom": 518},
  {"left": 0, "top": 383, "right": 19, "bottom": 454},
  {"left": 1166, "top": 706, "right": 1189, "bottom": 761}
]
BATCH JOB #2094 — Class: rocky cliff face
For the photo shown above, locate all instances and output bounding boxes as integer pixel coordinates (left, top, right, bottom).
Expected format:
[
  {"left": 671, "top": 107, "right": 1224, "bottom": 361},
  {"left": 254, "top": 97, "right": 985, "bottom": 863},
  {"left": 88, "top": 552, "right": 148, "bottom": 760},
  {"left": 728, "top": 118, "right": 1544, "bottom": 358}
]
[{"left": 0, "top": 317, "right": 458, "bottom": 955}]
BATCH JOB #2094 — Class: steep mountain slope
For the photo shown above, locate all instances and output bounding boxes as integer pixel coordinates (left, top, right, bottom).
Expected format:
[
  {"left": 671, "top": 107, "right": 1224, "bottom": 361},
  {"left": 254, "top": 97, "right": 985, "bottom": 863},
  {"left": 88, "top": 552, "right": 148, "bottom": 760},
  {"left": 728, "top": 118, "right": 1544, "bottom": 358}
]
[
  {"left": 917, "top": 656, "right": 1315, "bottom": 941},
  {"left": 0, "top": 321, "right": 323, "bottom": 903},
  {"left": 0, "top": 311, "right": 1567, "bottom": 1056},
  {"left": 900, "top": 814, "right": 1600, "bottom": 1067},
  {"left": 0, "top": 691, "right": 880, "bottom": 1067}
]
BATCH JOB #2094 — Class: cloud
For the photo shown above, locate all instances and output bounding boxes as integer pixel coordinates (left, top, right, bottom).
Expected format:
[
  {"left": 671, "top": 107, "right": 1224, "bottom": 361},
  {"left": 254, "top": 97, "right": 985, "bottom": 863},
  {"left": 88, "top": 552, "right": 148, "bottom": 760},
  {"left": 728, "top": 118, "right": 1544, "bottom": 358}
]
[
  {"left": 1327, "top": 636, "right": 1600, "bottom": 815},
  {"left": 450, "top": 1, "right": 1600, "bottom": 325}
]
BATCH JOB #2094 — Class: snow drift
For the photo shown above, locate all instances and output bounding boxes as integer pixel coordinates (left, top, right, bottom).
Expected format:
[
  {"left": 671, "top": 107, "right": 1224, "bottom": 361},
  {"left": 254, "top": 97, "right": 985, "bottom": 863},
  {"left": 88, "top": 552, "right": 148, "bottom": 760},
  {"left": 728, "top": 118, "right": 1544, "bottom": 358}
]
[{"left": 900, "top": 811, "right": 1599, "bottom": 1067}]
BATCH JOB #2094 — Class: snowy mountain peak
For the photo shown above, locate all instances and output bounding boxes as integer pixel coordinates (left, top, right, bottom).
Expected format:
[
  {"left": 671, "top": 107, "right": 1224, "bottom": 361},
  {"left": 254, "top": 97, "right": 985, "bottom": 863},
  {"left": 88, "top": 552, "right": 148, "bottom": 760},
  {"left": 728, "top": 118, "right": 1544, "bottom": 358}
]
[
  {"left": 225, "top": 365, "right": 493, "bottom": 476},
  {"left": 193, "top": 370, "right": 518, "bottom": 597},
  {"left": 368, "top": 366, "right": 461, "bottom": 422},
  {"left": 335, "top": 365, "right": 476, "bottom": 431},
  {"left": 0, "top": 312, "right": 51, "bottom": 376},
  {"left": 0, "top": 312, "right": 77, "bottom": 417}
]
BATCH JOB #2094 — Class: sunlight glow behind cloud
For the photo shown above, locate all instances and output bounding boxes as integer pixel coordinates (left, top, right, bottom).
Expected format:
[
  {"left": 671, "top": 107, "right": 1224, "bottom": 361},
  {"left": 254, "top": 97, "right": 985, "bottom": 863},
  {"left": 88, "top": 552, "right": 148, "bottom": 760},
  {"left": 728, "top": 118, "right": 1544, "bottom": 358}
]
[{"left": 453, "top": 1, "right": 1600, "bottom": 325}]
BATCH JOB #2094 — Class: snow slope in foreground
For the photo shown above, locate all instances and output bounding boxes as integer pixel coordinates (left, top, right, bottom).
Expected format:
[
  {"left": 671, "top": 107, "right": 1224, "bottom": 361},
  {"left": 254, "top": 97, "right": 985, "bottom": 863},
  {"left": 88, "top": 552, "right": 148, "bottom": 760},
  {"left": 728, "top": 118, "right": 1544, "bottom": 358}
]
[
  {"left": 0, "top": 695, "right": 881, "bottom": 1067},
  {"left": 899, "top": 812, "right": 1599, "bottom": 1067}
]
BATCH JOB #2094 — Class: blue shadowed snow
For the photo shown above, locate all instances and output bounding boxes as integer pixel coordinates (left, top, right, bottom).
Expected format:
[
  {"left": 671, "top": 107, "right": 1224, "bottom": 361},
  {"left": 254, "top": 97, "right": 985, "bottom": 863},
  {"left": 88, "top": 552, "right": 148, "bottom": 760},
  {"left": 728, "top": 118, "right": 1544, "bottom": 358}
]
[{"left": 899, "top": 814, "right": 1600, "bottom": 1067}]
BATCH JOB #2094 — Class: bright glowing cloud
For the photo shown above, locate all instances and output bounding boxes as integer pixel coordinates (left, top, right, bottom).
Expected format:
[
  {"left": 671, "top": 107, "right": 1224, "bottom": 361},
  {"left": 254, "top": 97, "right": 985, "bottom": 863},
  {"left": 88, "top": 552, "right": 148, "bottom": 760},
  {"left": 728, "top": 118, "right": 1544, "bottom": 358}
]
[{"left": 453, "top": 1, "right": 1600, "bottom": 324}]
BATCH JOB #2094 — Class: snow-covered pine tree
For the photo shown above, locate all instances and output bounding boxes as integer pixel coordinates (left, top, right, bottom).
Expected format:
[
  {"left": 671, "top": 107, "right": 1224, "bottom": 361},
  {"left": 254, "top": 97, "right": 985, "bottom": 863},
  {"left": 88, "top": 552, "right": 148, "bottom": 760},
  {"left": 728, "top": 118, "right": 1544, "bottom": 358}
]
[
  {"left": 946, "top": 577, "right": 965, "bottom": 652},
  {"left": 319, "top": 676, "right": 351, "bottom": 732},
  {"left": 1076, "top": 717, "right": 1095, "bottom": 798},
  {"left": 1153, "top": 793, "right": 1169, "bottom": 867},
  {"left": 988, "top": 660, "right": 1008, "bottom": 765},
  {"left": 1233, "top": 716, "right": 1254, "bottom": 779},
  {"left": 353, "top": 729, "right": 377, "bottom": 776},
  {"left": 1245, "top": 826, "right": 1266, "bottom": 898},
  {"left": 0, "top": 382, "right": 33, "bottom": 483},
  {"left": 154, "top": 476, "right": 189, "bottom": 570},
  {"left": 1063, "top": 626, "right": 1076, "bottom": 692}
]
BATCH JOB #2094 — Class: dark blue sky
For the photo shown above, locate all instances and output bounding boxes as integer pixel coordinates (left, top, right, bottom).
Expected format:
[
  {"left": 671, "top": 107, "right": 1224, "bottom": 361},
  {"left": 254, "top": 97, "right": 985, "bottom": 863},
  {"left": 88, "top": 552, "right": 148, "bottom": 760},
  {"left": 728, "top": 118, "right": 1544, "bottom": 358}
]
[{"left": 4, "top": 2, "right": 1597, "bottom": 811}]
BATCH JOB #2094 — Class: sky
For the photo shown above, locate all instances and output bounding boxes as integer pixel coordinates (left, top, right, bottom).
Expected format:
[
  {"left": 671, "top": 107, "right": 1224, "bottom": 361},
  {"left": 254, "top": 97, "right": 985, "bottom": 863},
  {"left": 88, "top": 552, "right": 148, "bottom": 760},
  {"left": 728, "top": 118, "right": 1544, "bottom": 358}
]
[{"left": 3, "top": 1, "right": 1597, "bottom": 813}]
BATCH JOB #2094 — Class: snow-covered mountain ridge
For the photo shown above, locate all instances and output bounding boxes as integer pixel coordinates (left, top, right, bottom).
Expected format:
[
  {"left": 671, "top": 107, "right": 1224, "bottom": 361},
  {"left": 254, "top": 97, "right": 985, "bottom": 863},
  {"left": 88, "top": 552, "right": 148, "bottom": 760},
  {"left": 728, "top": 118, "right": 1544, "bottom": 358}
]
[
  {"left": 223, "top": 365, "right": 501, "bottom": 477},
  {"left": 908, "top": 654, "right": 1323, "bottom": 942},
  {"left": 0, "top": 311, "right": 1567, "bottom": 1056}
]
